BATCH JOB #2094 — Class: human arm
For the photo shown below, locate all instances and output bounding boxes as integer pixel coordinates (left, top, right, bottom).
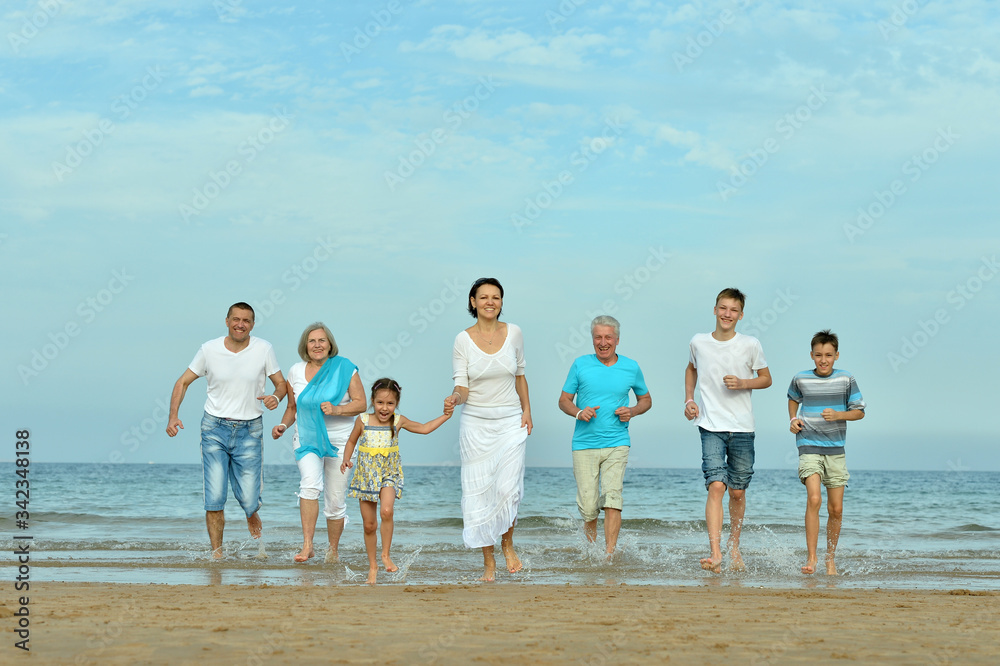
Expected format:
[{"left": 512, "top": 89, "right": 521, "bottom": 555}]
[
  {"left": 257, "top": 371, "right": 287, "bottom": 411},
  {"left": 683, "top": 362, "right": 700, "bottom": 421},
  {"left": 339, "top": 417, "right": 365, "bottom": 473},
  {"left": 723, "top": 366, "right": 772, "bottom": 391},
  {"left": 822, "top": 408, "right": 865, "bottom": 422},
  {"left": 398, "top": 410, "right": 452, "bottom": 435},
  {"left": 788, "top": 398, "right": 804, "bottom": 433},
  {"left": 515, "top": 374, "right": 532, "bottom": 435},
  {"left": 559, "top": 391, "right": 599, "bottom": 422},
  {"left": 321, "top": 372, "right": 367, "bottom": 417},
  {"left": 271, "top": 384, "right": 297, "bottom": 440},
  {"left": 615, "top": 392, "right": 651, "bottom": 423},
  {"left": 166, "top": 369, "right": 200, "bottom": 436}
]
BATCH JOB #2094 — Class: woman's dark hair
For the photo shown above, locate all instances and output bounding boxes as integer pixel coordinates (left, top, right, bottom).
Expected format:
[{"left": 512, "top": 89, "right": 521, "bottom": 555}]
[
  {"left": 370, "top": 377, "right": 401, "bottom": 438},
  {"left": 467, "top": 277, "right": 504, "bottom": 319}
]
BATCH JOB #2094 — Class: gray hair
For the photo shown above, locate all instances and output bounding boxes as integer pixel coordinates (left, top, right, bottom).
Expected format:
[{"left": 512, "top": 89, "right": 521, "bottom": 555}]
[
  {"left": 297, "top": 322, "right": 339, "bottom": 362},
  {"left": 591, "top": 315, "right": 620, "bottom": 338}
]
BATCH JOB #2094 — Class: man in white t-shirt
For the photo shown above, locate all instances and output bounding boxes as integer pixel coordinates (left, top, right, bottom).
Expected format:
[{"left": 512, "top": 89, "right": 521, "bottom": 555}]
[
  {"left": 684, "top": 288, "right": 771, "bottom": 573},
  {"left": 166, "top": 302, "right": 287, "bottom": 557}
]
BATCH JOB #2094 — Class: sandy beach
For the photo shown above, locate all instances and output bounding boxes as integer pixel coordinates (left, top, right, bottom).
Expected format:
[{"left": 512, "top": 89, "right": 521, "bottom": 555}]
[{"left": 8, "top": 582, "right": 997, "bottom": 664}]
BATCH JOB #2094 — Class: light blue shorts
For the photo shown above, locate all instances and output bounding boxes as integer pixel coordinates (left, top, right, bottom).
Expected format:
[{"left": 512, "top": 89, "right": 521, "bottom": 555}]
[
  {"left": 699, "top": 427, "right": 755, "bottom": 490},
  {"left": 201, "top": 412, "right": 263, "bottom": 516}
]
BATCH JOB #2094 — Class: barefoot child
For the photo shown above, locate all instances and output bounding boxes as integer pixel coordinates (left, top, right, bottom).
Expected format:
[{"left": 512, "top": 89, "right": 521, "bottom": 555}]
[
  {"left": 788, "top": 330, "right": 866, "bottom": 575},
  {"left": 341, "top": 378, "right": 452, "bottom": 584},
  {"left": 684, "top": 288, "right": 771, "bottom": 573}
]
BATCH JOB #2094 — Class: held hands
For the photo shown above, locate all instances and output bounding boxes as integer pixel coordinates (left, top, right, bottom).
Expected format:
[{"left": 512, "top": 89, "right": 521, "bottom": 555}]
[
  {"left": 789, "top": 418, "right": 804, "bottom": 434},
  {"left": 166, "top": 418, "right": 183, "bottom": 437},
  {"left": 684, "top": 401, "right": 699, "bottom": 421},
  {"left": 722, "top": 375, "right": 744, "bottom": 390},
  {"left": 577, "top": 406, "right": 599, "bottom": 422},
  {"left": 258, "top": 394, "right": 279, "bottom": 410},
  {"left": 339, "top": 459, "right": 353, "bottom": 474},
  {"left": 321, "top": 402, "right": 336, "bottom": 416},
  {"left": 443, "top": 401, "right": 455, "bottom": 417}
]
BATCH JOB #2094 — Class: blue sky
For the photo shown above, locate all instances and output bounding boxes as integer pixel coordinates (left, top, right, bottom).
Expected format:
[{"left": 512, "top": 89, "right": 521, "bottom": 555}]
[{"left": 2, "top": 0, "right": 998, "bottom": 472}]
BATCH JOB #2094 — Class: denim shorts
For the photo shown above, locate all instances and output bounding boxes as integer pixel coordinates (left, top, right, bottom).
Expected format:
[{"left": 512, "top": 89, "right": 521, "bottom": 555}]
[
  {"left": 201, "top": 412, "right": 263, "bottom": 516},
  {"left": 699, "top": 427, "right": 755, "bottom": 490}
]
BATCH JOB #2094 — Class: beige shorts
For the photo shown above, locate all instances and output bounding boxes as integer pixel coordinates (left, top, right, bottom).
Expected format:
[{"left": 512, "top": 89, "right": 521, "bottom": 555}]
[
  {"left": 798, "top": 453, "right": 849, "bottom": 488},
  {"left": 572, "top": 446, "right": 629, "bottom": 521}
]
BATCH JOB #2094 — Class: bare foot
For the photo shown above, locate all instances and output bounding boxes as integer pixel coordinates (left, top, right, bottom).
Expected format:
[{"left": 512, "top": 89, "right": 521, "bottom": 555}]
[
  {"left": 479, "top": 562, "right": 496, "bottom": 582},
  {"left": 802, "top": 559, "right": 817, "bottom": 575},
  {"left": 366, "top": 567, "right": 377, "bottom": 585},
  {"left": 826, "top": 559, "right": 838, "bottom": 576},
  {"left": 501, "top": 543, "right": 523, "bottom": 573},
  {"left": 211, "top": 547, "right": 225, "bottom": 560},
  {"left": 382, "top": 553, "right": 398, "bottom": 572},
  {"left": 324, "top": 548, "right": 339, "bottom": 564},
  {"left": 247, "top": 512, "right": 262, "bottom": 539},
  {"left": 700, "top": 556, "right": 722, "bottom": 574},
  {"left": 293, "top": 547, "right": 315, "bottom": 563},
  {"left": 729, "top": 555, "right": 746, "bottom": 572}
]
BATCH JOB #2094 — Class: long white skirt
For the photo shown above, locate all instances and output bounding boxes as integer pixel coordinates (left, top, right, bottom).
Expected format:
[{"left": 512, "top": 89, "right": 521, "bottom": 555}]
[{"left": 459, "top": 411, "right": 527, "bottom": 548}]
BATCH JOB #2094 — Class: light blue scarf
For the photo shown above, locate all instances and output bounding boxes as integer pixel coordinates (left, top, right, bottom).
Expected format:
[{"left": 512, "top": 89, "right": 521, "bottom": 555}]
[{"left": 295, "top": 356, "right": 356, "bottom": 461}]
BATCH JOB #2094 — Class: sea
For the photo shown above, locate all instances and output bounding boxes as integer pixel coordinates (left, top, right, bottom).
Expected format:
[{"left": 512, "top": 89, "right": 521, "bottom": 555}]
[{"left": 7, "top": 463, "right": 999, "bottom": 590}]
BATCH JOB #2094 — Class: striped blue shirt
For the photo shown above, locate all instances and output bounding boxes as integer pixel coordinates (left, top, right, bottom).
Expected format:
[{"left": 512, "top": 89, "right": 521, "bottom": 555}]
[{"left": 787, "top": 368, "right": 865, "bottom": 455}]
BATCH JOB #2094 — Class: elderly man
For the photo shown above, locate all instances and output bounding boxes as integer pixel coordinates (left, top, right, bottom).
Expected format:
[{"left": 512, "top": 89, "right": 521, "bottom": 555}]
[
  {"left": 559, "top": 315, "right": 652, "bottom": 555},
  {"left": 167, "top": 302, "right": 286, "bottom": 557}
]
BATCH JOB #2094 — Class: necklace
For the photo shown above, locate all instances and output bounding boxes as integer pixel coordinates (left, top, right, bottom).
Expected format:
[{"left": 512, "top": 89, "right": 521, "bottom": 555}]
[{"left": 476, "top": 323, "right": 499, "bottom": 346}]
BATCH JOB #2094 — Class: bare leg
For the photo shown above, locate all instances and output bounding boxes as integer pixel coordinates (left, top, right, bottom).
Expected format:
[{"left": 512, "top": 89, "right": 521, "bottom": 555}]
[
  {"left": 379, "top": 487, "right": 397, "bottom": 572},
  {"left": 700, "top": 481, "right": 725, "bottom": 572},
  {"left": 826, "top": 486, "right": 845, "bottom": 575},
  {"left": 727, "top": 488, "right": 746, "bottom": 571},
  {"left": 295, "top": 498, "right": 318, "bottom": 563},
  {"left": 603, "top": 508, "right": 622, "bottom": 556},
  {"left": 325, "top": 517, "right": 345, "bottom": 563},
  {"left": 206, "top": 510, "right": 225, "bottom": 559},
  {"left": 359, "top": 500, "right": 379, "bottom": 585},
  {"left": 480, "top": 546, "right": 497, "bottom": 582},
  {"left": 802, "top": 475, "right": 822, "bottom": 574},
  {"left": 500, "top": 525, "right": 522, "bottom": 573},
  {"left": 583, "top": 519, "right": 598, "bottom": 543},
  {"left": 246, "top": 511, "right": 262, "bottom": 539}
]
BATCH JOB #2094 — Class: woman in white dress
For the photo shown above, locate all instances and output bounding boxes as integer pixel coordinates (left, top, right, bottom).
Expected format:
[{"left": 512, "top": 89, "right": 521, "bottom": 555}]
[
  {"left": 444, "top": 278, "right": 533, "bottom": 581},
  {"left": 271, "top": 323, "right": 366, "bottom": 563}
]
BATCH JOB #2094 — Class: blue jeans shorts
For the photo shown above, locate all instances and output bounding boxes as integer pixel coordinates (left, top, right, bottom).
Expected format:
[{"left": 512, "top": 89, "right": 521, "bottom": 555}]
[
  {"left": 699, "top": 427, "right": 755, "bottom": 490},
  {"left": 201, "top": 412, "right": 263, "bottom": 516}
]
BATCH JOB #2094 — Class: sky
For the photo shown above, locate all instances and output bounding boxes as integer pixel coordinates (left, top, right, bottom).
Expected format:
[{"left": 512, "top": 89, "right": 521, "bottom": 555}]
[{"left": 2, "top": 0, "right": 998, "bottom": 472}]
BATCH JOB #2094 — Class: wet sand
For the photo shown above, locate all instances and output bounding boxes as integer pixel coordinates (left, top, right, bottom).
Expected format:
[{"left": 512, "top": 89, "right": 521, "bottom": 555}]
[{"left": 10, "top": 582, "right": 999, "bottom": 664}]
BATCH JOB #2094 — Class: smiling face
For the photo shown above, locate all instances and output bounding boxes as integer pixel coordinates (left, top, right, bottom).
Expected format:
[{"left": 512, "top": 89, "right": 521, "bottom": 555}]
[
  {"left": 713, "top": 297, "right": 744, "bottom": 334},
  {"left": 471, "top": 284, "right": 503, "bottom": 321},
  {"left": 592, "top": 324, "right": 619, "bottom": 364},
  {"left": 372, "top": 389, "right": 398, "bottom": 425},
  {"left": 811, "top": 342, "right": 839, "bottom": 377},
  {"left": 225, "top": 307, "right": 255, "bottom": 344},
  {"left": 306, "top": 328, "right": 331, "bottom": 362}
]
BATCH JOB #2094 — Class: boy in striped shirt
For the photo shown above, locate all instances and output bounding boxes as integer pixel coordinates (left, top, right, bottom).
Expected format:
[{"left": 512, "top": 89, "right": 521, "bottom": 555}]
[{"left": 788, "top": 330, "right": 866, "bottom": 575}]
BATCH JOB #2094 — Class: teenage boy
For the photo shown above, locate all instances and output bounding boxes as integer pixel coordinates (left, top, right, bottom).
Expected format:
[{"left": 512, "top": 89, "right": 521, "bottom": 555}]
[
  {"left": 684, "top": 288, "right": 771, "bottom": 573},
  {"left": 788, "top": 329, "right": 866, "bottom": 575}
]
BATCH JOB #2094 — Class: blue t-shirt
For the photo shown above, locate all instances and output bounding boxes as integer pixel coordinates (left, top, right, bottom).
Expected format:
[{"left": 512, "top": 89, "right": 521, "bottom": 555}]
[
  {"left": 787, "top": 368, "right": 866, "bottom": 455},
  {"left": 562, "top": 354, "right": 649, "bottom": 451}
]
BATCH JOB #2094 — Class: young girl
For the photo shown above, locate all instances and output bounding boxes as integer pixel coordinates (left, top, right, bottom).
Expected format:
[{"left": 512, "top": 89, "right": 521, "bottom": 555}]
[{"left": 340, "top": 377, "right": 453, "bottom": 584}]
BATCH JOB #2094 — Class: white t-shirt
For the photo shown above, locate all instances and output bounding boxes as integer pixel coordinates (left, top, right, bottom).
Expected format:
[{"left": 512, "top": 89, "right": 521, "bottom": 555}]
[
  {"left": 689, "top": 332, "right": 767, "bottom": 433},
  {"left": 287, "top": 361, "right": 357, "bottom": 453},
  {"left": 189, "top": 336, "right": 280, "bottom": 420},
  {"left": 452, "top": 323, "right": 525, "bottom": 418}
]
